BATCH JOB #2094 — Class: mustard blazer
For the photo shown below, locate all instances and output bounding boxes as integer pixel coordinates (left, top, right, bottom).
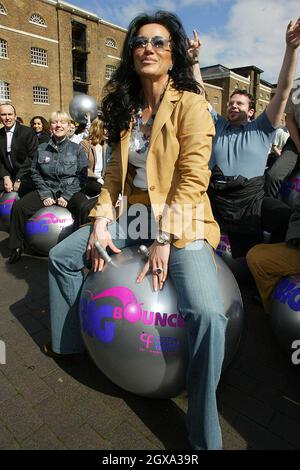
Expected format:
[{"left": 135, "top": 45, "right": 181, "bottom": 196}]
[{"left": 89, "top": 81, "right": 220, "bottom": 249}]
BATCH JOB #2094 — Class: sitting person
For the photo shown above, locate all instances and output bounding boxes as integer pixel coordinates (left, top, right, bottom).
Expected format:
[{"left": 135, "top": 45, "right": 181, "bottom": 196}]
[
  {"left": 191, "top": 20, "right": 300, "bottom": 256},
  {"left": 30, "top": 115, "right": 51, "bottom": 145},
  {"left": 246, "top": 203, "right": 300, "bottom": 312},
  {"left": 0, "top": 102, "right": 38, "bottom": 197},
  {"left": 265, "top": 77, "right": 300, "bottom": 198},
  {"left": 8, "top": 111, "right": 87, "bottom": 264},
  {"left": 68, "top": 114, "right": 91, "bottom": 144},
  {"left": 46, "top": 11, "right": 226, "bottom": 450},
  {"left": 72, "top": 117, "right": 109, "bottom": 229}
]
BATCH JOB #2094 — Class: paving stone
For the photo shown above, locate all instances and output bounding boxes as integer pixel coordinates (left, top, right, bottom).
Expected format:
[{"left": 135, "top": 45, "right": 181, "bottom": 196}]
[
  {"left": 61, "top": 423, "right": 111, "bottom": 450},
  {"left": 34, "top": 395, "right": 86, "bottom": 440},
  {"left": 219, "top": 383, "right": 275, "bottom": 427},
  {"left": 0, "top": 395, "right": 43, "bottom": 442},
  {"left": 21, "top": 425, "right": 66, "bottom": 450},
  {"left": 0, "top": 371, "right": 18, "bottom": 404},
  {"left": 0, "top": 421, "right": 21, "bottom": 450},
  {"left": 105, "top": 421, "right": 158, "bottom": 450},
  {"left": 234, "top": 414, "right": 294, "bottom": 450},
  {"left": 269, "top": 412, "right": 300, "bottom": 448}
]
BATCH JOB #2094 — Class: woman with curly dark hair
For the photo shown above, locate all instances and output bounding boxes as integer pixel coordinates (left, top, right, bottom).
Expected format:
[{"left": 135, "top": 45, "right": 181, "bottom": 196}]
[
  {"left": 30, "top": 115, "right": 51, "bottom": 144},
  {"left": 47, "top": 11, "right": 225, "bottom": 450}
]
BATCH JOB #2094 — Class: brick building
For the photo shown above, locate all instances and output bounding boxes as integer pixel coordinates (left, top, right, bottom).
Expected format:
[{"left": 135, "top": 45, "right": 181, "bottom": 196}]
[
  {"left": 201, "top": 64, "right": 275, "bottom": 118},
  {"left": 0, "top": 0, "right": 126, "bottom": 123}
]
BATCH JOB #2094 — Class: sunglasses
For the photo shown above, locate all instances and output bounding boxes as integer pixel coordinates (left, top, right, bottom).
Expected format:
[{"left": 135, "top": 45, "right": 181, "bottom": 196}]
[{"left": 131, "top": 36, "right": 171, "bottom": 50}]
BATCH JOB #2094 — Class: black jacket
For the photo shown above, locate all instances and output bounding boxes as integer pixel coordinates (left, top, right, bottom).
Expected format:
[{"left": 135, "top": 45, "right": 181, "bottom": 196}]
[
  {"left": 286, "top": 205, "right": 300, "bottom": 243},
  {"left": 0, "top": 122, "right": 38, "bottom": 180},
  {"left": 208, "top": 165, "right": 265, "bottom": 235}
]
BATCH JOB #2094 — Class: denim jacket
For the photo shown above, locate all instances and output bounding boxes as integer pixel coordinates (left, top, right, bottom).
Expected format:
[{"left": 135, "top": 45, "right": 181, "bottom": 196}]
[{"left": 31, "top": 137, "right": 87, "bottom": 201}]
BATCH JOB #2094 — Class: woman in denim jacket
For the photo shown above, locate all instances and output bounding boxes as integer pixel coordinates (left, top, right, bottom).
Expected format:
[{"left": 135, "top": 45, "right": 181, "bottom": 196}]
[{"left": 8, "top": 111, "right": 88, "bottom": 263}]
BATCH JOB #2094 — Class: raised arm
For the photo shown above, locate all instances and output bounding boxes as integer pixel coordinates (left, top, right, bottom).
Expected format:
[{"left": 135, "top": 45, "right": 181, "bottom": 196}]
[
  {"left": 266, "top": 18, "right": 300, "bottom": 128},
  {"left": 187, "top": 30, "right": 204, "bottom": 87}
]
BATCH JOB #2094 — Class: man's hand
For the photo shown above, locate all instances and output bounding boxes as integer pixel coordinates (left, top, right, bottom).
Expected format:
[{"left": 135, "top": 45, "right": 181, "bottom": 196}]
[
  {"left": 43, "top": 197, "right": 55, "bottom": 206},
  {"left": 3, "top": 176, "right": 13, "bottom": 192},
  {"left": 286, "top": 17, "right": 300, "bottom": 50},
  {"left": 187, "top": 30, "right": 201, "bottom": 61},
  {"left": 57, "top": 196, "right": 68, "bottom": 208}
]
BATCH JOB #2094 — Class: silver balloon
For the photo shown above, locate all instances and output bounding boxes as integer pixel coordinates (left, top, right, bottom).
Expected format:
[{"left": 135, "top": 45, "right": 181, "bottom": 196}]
[
  {"left": 280, "top": 168, "right": 300, "bottom": 209},
  {"left": 69, "top": 94, "right": 98, "bottom": 124},
  {"left": 25, "top": 206, "right": 74, "bottom": 256},
  {"left": 80, "top": 245, "right": 243, "bottom": 398},
  {"left": 0, "top": 191, "right": 19, "bottom": 232},
  {"left": 216, "top": 233, "right": 249, "bottom": 281},
  {"left": 270, "top": 274, "right": 300, "bottom": 356}
]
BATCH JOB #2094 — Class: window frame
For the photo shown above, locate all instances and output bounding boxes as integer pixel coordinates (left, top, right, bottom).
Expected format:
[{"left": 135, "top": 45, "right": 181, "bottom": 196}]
[
  {"left": 105, "top": 64, "right": 117, "bottom": 80},
  {"left": 105, "top": 38, "right": 117, "bottom": 49},
  {"left": 0, "top": 38, "right": 8, "bottom": 59},
  {"left": 29, "top": 13, "right": 47, "bottom": 28},
  {"left": 31, "top": 47, "right": 48, "bottom": 67},
  {"left": 0, "top": 80, "right": 10, "bottom": 100},
  {"left": 33, "top": 86, "right": 49, "bottom": 105}
]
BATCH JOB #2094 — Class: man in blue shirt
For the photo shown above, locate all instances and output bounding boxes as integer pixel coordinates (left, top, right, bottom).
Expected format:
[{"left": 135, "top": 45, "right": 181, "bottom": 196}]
[{"left": 191, "top": 19, "right": 300, "bottom": 255}]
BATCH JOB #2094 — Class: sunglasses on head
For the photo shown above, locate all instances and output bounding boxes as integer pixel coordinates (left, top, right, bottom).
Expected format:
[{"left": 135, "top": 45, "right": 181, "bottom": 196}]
[{"left": 131, "top": 35, "right": 171, "bottom": 50}]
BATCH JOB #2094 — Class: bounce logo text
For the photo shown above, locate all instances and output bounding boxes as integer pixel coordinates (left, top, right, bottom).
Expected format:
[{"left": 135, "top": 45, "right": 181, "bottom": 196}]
[
  {"left": 0, "top": 198, "right": 15, "bottom": 216},
  {"left": 26, "top": 212, "right": 72, "bottom": 236},
  {"left": 273, "top": 277, "right": 300, "bottom": 311},
  {"left": 80, "top": 286, "right": 184, "bottom": 345}
]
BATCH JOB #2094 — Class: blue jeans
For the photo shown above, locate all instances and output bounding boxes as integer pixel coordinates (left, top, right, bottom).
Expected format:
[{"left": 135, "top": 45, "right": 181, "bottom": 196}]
[{"left": 48, "top": 210, "right": 226, "bottom": 450}]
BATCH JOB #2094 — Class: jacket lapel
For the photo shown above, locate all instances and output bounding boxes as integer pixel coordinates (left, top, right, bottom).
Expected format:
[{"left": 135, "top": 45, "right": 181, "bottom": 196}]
[
  {"left": 149, "top": 83, "right": 181, "bottom": 147},
  {"left": 0, "top": 127, "right": 6, "bottom": 159}
]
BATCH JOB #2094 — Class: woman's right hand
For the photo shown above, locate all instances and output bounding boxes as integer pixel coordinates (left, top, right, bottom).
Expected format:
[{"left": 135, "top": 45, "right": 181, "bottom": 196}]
[
  {"left": 86, "top": 218, "right": 121, "bottom": 272},
  {"left": 43, "top": 197, "right": 56, "bottom": 206}
]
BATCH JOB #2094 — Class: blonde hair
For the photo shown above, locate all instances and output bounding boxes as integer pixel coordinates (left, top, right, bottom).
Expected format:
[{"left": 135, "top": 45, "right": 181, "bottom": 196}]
[
  {"left": 87, "top": 118, "right": 105, "bottom": 146},
  {"left": 49, "top": 111, "right": 71, "bottom": 124}
]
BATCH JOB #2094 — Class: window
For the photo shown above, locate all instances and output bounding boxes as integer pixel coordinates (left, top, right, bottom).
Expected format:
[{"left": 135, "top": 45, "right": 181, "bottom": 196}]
[
  {"left": 105, "top": 38, "right": 117, "bottom": 48},
  {"left": 0, "top": 39, "right": 8, "bottom": 58},
  {"left": 266, "top": 93, "right": 270, "bottom": 99},
  {"left": 0, "top": 3, "right": 6, "bottom": 15},
  {"left": 0, "top": 81, "right": 10, "bottom": 100},
  {"left": 29, "top": 13, "right": 47, "bottom": 27},
  {"left": 105, "top": 64, "right": 117, "bottom": 80},
  {"left": 31, "top": 47, "right": 48, "bottom": 66},
  {"left": 260, "top": 92, "right": 263, "bottom": 98},
  {"left": 213, "top": 96, "right": 219, "bottom": 105},
  {"left": 33, "top": 86, "right": 49, "bottom": 104}
]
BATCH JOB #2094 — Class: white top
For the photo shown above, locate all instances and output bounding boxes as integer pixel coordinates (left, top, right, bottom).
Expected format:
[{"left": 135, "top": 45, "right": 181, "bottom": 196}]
[
  {"left": 94, "top": 143, "right": 104, "bottom": 184},
  {"left": 128, "top": 114, "right": 153, "bottom": 190}
]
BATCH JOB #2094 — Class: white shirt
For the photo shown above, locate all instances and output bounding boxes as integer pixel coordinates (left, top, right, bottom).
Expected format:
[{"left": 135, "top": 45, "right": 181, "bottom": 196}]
[
  {"left": 94, "top": 143, "right": 104, "bottom": 184},
  {"left": 5, "top": 122, "right": 16, "bottom": 153}
]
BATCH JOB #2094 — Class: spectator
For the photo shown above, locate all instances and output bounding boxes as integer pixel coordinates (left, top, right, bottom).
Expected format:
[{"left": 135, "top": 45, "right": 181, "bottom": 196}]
[
  {"left": 30, "top": 116, "right": 51, "bottom": 144},
  {"left": 8, "top": 111, "right": 87, "bottom": 264},
  {"left": 0, "top": 102, "right": 38, "bottom": 197}
]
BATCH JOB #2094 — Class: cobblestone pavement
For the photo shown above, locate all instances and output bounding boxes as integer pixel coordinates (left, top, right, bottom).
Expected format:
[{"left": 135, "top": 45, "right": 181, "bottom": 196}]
[{"left": 0, "top": 230, "right": 299, "bottom": 450}]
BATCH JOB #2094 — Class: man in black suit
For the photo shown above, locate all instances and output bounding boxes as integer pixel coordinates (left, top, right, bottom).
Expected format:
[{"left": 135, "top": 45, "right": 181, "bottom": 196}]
[{"left": 0, "top": 102, "right": 38, "bottom": 197}]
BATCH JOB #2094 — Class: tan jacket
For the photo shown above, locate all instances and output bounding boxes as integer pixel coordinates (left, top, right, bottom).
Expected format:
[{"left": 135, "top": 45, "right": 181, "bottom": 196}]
[
  {"left": 80, "top": 140, "right": 108, "bottom": 179},
  {"left": 89, "top": 82, "right": 220, "bottom": 249}
]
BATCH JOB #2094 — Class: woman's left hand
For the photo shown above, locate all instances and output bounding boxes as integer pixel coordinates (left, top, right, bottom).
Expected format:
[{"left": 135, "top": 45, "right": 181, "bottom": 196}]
[
  {"left": 57, "top": 196, "right": 68, "bottom": 208},
  {"left": 136, "top": 242, "right": 170, "bottom": 291}
]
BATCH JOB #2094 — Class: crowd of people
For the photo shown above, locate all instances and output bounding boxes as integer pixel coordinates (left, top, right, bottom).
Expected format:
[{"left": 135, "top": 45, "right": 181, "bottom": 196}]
[{"left": 0, "top": 10, "right": 300, "bottom": 450}]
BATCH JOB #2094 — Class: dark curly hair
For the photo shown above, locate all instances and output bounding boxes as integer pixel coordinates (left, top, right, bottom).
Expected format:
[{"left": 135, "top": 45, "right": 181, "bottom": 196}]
[
  {"left": 101, "top": 11, "right": 203, "bottom": 144},
  {"left": 30, "top": 115, "right": 51, "bottom": 134}
]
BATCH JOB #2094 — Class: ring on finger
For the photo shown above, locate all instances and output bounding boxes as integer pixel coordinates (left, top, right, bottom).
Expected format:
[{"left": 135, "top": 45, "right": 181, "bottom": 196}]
[{"left": 153, "top": 267, "right": 164, "bottom": 275}]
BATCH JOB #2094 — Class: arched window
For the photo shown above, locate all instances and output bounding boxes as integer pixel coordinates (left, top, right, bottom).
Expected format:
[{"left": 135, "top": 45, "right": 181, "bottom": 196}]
[
  {"left": 105, "top": 38, "right": 117, "bottom": 48},
  {"left": 0, "top": 3, "right": 7, "bottom": 15},
  {"left": 0, "top": 81, "right": 10, "bottom": 100},
  {"left": 29, "top": 13, "right": 47, "bottom": 27},
  {"left": 0, "top": 39, "right": 8, "bottom": 58},
  {"left": 105, "top": 64, "right": 117, "bottom": 80}
]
